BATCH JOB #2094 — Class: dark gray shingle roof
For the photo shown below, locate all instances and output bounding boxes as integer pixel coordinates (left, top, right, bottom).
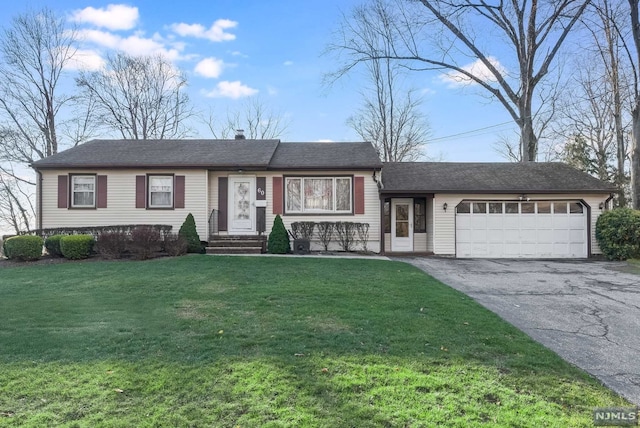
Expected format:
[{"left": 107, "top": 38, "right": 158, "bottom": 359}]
[
  {"left": 31, "top": 139, "right": 281, "bottom": 169},
  {"left": 268, "top": 142, "right": 383, "bottom": 170},
  {"left": 381, "top": 162, "right": 616, "bottom": 194}
]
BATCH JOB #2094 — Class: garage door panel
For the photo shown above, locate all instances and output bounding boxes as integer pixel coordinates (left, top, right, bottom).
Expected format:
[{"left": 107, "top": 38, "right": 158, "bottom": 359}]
[{"left": 456, "top": 200, "right": 587, "bottom": 258}]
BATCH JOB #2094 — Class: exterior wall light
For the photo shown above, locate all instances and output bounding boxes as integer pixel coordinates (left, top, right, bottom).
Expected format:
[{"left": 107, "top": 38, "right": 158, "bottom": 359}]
[{"left": 443, "top": 202, "right": 448, "bottom": 212}]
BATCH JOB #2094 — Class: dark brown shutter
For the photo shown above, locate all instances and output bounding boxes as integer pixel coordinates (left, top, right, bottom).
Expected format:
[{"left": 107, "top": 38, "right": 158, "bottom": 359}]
[
  {"left": 97, "top": 175, "right": 107, "bottom": 208},
  {"left": 273, "top": 177, "right": 283, "bottom": 215},
  {"left": 57, "top": 175, "right": 68, "bottom": 209},
  {"left": 354, "top": 176, "right": 365, "bottom": 215},
  {"left": 218, "top": 177, "right": 228, "bottom": 231},
  {"left": 174, "top": 175, "right": 185, "bottom": 209},
  {"left": 256, "top": 177, "right": 266, "bottom": 200},
  {"left": 136, "top": 175, "right": 146, "bottom": 208}
]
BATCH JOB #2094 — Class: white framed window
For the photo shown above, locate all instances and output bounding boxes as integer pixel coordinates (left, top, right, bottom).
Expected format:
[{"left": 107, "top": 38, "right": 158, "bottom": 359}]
[
  {"left": 71, "top": 175, "right": 95, "bottom": 208},
  {"left": 285, "top": 176, "right": 352, "bottom": 214},
  {"left": 148, "top": 175, "right": 173, "bottom": 208}
]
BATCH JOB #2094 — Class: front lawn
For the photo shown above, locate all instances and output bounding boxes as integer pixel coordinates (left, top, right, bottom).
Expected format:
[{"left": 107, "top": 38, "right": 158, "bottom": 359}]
[{"left": 0, "top": 256, "right": 630, "bottom": 426}]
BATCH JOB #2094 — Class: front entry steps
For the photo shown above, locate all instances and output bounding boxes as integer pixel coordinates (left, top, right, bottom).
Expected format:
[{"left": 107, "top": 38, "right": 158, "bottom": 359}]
[{"left": 206, "top": 235, "right": 267, "bottom": 255}]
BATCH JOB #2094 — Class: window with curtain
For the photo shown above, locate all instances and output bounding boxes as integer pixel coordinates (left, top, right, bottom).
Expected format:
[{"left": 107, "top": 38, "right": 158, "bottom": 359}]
[
  {"left": 284, "top": 176, "right": 352, "bottom": 214},
  {"left": 71, "top": 175, "right": 95, "bottom": 208},
  {"left": 149, "top": 175, "right": 173, "bottom": 208}
]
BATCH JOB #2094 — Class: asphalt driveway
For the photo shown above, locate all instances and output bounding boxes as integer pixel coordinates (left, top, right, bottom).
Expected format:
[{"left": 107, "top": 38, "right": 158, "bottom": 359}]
[{"left": 398, "top": 257, "right": 640, "bottom": 405}]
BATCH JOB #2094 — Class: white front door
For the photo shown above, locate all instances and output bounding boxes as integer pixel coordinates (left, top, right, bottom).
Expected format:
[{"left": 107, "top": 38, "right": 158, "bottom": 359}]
[
  {"left": 391, "top": 199, "right": 413, "bottom": 252},
  {"left": 228, "top": 175, "right": 255, "bottom": 234}
]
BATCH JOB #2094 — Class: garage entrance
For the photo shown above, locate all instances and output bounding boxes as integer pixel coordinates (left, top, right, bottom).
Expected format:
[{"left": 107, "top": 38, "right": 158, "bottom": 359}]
[{"left": 455, "top": 200, "right": 588, "bottom": 258}]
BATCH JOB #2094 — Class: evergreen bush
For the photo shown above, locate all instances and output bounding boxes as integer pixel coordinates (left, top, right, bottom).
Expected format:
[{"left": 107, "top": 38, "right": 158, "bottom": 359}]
[
  {"left": 595, "top": 208, "right": 640, "bottom": 260},
  {"left": 60, "top": 235, "right": 95, "bottom": 260},
  {"left": 4, "top": 235, "right": 43, "bottom": 261},
  {"left": 179, "top": 213, "right": 202, "bottom": 253},
  {"left": 44, "top": 234, "right": 65, "bottom": 257},
  {"left": 268, "top": 215, "right": 290, "bottom": 254}
]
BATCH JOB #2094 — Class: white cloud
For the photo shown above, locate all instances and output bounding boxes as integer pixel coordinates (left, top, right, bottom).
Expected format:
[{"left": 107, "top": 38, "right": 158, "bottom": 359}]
[
  {"left": 170, "top": 19, "right": 237, "bottom": 42},
  {"left": 77, "top": 29, "right": 182, "bottom": 60},
  {"left": 316, "top": 139, "right": 334, "bottom": 143},
  {"left": 283, "top": 60, "right": 293, "bottom": 66},
  {"left": 194, "top": 57, "right": 225, "bottom": 78},
  {"left": 66, "top": 49, "right": 105, "bottom": 71},
  {"left": 71, "top": 4, "right": 139, "bottom": 31},
  {"left": 267, "top": 85, "right": 278, "bottom": 96},
  {"left": 204, "top": 81, "right": 258, "bottom": 99},
  {"left": 439, "top": 57, "right": 506, "bottom": 87}
]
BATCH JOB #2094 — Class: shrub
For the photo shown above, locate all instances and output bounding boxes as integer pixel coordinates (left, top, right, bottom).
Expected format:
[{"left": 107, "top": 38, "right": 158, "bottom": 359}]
[
  {"left": 96, "top": 231, "right": 128, "bottom": 259},
  {"left": 179, "top": 213, "right": 202, "bottom": 253},
  {"left": 596, "top": 208, "right": 640, "bottom": 260},
  {"left": 268, "top": 215, "right": 290, "bottom": 254},
  {"left": 60, "top": 235, "right": 95, "bottom": 260},
  {"left": 290, "top": 222, "right": 316, "bottom": 240},
  {"left": 316, "top": 222, "right": 334, "bottom": 251},
  {"left": 129, "top": 226, "right": 162, "bottom": 260},
  {"left": 4, "top": 235, "right": 43, "bottom": 261},
  {"left": 163, "top": 233, "right": 188, "bottom": 257},
  {"left": 335, "top": 222, "right": 357, "bottom": 252},
  {"left": 44, "top": 234, "right": 65, "bottom": 257},
  {"left": 356, "top": 223, "right": 370, "bottom": 252}
]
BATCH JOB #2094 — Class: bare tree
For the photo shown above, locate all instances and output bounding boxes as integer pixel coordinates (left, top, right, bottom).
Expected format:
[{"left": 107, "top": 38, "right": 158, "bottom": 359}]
[
  {"left": 554, "top": 55, "right": 624, "bottom": 184},
  {"left": 328, "top": 0, "right": 592, "bottom": 162},
  {"left": 339, "top": 5, "right": 430, "bottom": 161},
  {"left": 0, "top": 8, "right": 76, "bottom": 163},
  {"left": 0, "top": 8, "right": 78, "bottom": 231},
  {"left": 77, "top": 53, "right": 193, "bottom": 140},
  {"left": 206, "top": 97, "right": 289, "bottom": 139},
  {"left": 628, "top": 0, "right": 640, "bottom": 208}
]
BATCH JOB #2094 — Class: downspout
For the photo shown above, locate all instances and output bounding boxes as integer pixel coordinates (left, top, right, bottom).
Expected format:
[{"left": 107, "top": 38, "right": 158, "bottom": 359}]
[
  {"left": 35, "top": 168, "right": 43, "bottom": 230},
  {"left": 604, "top": 193, "right": 614, "bottom": 210}
]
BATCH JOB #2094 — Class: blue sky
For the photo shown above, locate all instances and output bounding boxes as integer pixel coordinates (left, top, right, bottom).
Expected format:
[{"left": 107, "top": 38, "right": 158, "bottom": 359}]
[{"left": 1, "top": 1, "right": 519, "bottom": 161}]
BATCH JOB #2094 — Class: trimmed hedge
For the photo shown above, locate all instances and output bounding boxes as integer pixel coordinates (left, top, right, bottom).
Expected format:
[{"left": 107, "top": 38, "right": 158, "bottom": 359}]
[
  {"left": 595, "top": 208, "right": 640, "bottom": 260},
  {"left": 4, "top": 235, "right": 44, "bottom": 261},
  {"left": 129, "top": 226, "right": 162, "bottom": 260},
  {"left": 268, "top": 215, "right": 290, "bottom": 254},
  {"left": 24, "top": 224, "right": 172, "bottom": 240},
  {"left": 163, "top": 233, "right": 188, "bottom": 257},
  {"left": 95, "top": 231, "right": 128, "bottom": 259},
  {"left": 44, "top": 235, "right": 65, "bottom": 257},
  {"left": 60, "top": 235, "right": 95, "bottom": 260}
]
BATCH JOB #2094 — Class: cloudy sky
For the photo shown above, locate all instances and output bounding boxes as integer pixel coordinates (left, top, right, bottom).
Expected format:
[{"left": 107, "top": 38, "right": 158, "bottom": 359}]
[{"left": 1, "top": 0, "right": 519, "bottom": 161}]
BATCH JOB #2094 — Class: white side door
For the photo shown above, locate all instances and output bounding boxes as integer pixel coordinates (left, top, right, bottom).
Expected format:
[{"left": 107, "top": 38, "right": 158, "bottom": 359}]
[{"left": 391, "top": 199, "right": 413, "bottom": 252}]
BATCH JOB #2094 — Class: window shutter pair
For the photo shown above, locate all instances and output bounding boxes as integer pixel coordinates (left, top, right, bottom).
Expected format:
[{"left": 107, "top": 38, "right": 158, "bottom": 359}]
[
  {"left": 135, "top": 175, "right": 185, "bottom": 208},
  {"left": 271, "top": 176, "right": 365, "bottom": 214},
  {"left": 57, "top": 175, "right": 107, "bottom": 208}
]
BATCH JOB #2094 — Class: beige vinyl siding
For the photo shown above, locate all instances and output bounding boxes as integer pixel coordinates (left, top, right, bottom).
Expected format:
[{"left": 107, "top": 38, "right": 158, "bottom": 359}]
[
  {"left": 433, "top": 193, "right": 610, "bottom": 256},
  {"left": 41, "top": 169, "right": 208, "bottom": 238},
  {"left": 209, "top": 170, "right": 381, "bottom": 252},
  {"left": 413, "top": 233, "right": 427, "bottom": 252}
]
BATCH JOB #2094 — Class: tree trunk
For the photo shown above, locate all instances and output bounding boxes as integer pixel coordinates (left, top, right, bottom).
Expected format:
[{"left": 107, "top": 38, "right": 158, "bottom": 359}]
[{"left": 631, "top": 105, "right": 640, "bottom": 209}]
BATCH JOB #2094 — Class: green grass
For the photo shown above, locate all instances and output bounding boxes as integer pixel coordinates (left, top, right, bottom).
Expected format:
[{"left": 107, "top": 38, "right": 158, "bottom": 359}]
[{"left": 0, "top": 256, "right": 630, "bottom": 427}]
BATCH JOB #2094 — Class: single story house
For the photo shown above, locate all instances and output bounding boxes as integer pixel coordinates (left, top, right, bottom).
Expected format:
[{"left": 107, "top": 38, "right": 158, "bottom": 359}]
[{"left": 31, "top": 139, "right": 616, "bottom": 258}]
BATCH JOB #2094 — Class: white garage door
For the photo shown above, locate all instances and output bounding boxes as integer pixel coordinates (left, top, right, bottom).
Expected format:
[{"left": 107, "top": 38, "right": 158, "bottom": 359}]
[{"left": 455, "top": 201, "right": 588, "bottom": 258}]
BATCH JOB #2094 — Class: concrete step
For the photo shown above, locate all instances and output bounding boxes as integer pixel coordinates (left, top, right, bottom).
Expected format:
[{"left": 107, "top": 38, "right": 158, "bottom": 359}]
[
  {"left": 207, "top": 239, "right": 265, "bottom": 248},
  {"left": 205, "top": 246, "right": 263, "bottom": 255}
]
